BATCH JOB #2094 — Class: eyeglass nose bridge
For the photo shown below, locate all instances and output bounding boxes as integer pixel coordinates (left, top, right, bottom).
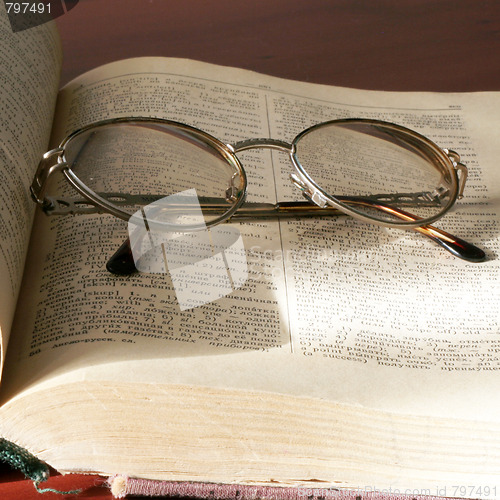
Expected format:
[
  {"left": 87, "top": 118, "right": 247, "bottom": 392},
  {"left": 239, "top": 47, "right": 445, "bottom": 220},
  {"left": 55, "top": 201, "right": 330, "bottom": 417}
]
[
  {"left": 230, "top": 137, "right": 330, "bottom": 208},
  {"left": 230, "top": 138, "right": 292, "bottom": 154},
  {"left": 230, "top": 137, "right": 331, "bottom": 209}
]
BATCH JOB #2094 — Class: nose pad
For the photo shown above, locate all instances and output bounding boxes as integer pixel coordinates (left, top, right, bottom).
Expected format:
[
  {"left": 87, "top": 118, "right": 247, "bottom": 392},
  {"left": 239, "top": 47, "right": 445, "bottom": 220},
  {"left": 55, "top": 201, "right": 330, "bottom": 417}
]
[
  {"left": 225, "top": 173, "right": 240, "bottom": 202},
  {"left": 290, "top": 173, "right": 329, "bottom": 208}
]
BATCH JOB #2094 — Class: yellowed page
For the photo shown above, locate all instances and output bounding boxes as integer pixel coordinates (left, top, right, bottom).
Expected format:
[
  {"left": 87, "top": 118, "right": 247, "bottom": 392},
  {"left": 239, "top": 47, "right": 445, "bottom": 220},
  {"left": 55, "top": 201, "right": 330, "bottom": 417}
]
[
  {"left": 2, "top": 380, "right": 500, "bottom": 493},
  {"left": 2, "top": 58, "right": 499, "bottom": 422},
  {"left": 0, "top": 5, "right": 61, "bottom": 370}
]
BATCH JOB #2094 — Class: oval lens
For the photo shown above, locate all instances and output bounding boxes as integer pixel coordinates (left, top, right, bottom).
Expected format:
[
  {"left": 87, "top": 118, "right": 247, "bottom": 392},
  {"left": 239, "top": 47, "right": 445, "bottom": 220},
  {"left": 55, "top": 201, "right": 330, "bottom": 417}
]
[
  {"left": 62, "top": 120, "right": 246, "bottom": 229},
  {"left": 292, "top": 120, "right": 458, "bottom": 225}
]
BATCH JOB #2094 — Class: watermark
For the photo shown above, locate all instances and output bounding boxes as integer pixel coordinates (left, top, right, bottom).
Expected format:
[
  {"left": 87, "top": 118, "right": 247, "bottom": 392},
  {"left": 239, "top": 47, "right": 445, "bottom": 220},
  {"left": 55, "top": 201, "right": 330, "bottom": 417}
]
[
  {"left": 294, "top": 484, "right": 499, "bottom": 499},
  {"left": 4, "top": 1, "right": 79, "bottom": 32},
  {"left": 128, "top": 189, "right": 248, "bottom": 311}
]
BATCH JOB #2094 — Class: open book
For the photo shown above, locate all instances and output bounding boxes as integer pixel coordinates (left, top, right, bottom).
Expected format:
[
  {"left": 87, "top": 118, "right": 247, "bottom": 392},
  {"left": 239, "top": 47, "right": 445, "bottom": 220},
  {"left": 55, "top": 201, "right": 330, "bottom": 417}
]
[{"left": 1, "top": 6, "right": 499, "bottom": 496}]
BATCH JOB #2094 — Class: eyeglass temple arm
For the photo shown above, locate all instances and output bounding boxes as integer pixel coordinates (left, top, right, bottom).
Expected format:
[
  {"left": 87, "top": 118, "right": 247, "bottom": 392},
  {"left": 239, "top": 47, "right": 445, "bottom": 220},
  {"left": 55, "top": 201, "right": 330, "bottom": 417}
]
[
  {"left": 106, "top": 198, "right": 485, "bottom": 275},
  {"left": 235, "top": 200, "right": 485, "bottom": 262},
  {"left": 331, "top": 197, "right": 486, "bottom": 263}
]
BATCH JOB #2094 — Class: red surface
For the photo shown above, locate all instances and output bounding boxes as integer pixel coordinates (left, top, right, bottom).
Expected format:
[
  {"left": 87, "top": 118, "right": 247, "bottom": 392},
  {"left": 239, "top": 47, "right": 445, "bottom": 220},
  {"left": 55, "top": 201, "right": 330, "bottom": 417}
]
[
  {"left": 0, "top": 464, "right": 108, "bottom": 499},
  {"left": 56, "top": 0, "right": 500, "bottom": 92}
]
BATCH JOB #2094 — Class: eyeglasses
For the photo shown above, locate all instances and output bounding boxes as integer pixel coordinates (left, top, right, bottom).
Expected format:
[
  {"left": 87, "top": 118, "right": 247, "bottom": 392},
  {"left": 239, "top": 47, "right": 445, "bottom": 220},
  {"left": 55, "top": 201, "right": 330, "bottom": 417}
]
[{"left": 31, "top": 116, "right": 486, "bottom": 273}]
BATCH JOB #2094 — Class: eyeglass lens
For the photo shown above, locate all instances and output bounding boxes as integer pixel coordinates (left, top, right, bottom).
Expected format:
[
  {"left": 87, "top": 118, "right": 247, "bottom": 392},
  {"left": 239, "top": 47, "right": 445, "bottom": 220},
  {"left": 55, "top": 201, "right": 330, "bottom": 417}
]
[
  {"left": 293, "top": 121, "right": 455, "bottom": 224},
  {"left": 63, "top": 121, "right": 245, "bottom": 227}
]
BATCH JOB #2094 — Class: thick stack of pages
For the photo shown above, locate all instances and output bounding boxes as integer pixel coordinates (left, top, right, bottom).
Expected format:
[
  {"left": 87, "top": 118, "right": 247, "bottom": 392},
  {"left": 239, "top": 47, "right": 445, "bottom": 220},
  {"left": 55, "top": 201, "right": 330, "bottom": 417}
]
[{"left": 0, "top": 4, "right": 499, "bottom": 496}]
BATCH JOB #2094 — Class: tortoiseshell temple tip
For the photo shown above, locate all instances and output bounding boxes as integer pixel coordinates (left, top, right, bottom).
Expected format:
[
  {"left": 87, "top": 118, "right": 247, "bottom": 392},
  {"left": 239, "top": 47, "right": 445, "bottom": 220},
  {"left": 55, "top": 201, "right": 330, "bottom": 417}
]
[
  {"left": 106, "top": 238, "right": 138, "bottom": 275},
  {"left": 434, "top": 235, "right": 487, "bottom": 263}
]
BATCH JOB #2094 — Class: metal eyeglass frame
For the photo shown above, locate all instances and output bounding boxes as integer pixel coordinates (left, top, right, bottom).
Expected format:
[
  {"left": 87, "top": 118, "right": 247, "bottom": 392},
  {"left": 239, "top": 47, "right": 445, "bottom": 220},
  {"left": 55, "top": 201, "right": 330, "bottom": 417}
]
[{"left": 30, "top": 116, "right": 486, "bottom": 273}]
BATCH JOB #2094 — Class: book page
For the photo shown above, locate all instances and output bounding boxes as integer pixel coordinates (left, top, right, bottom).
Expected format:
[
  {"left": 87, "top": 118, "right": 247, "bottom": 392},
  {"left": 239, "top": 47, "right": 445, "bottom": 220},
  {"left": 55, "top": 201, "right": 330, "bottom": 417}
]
[
  {"left": 0, "top": 5, "right": 61, "bottom": 369},
  {"left": 2, "top": 58, "right": 499, "bottom": 422}
]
